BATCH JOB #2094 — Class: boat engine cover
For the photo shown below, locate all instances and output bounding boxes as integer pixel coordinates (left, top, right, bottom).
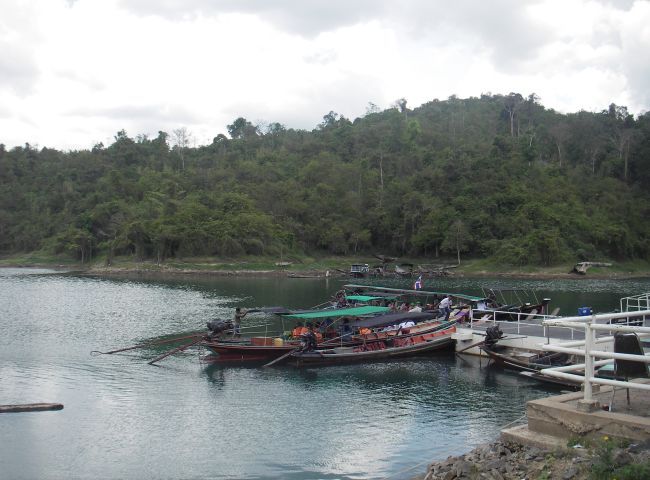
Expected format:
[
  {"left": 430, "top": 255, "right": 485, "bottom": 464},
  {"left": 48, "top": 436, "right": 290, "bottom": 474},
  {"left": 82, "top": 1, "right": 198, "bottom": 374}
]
[{"left": 207, "top": 319, "right": 233, "bottom": 334}]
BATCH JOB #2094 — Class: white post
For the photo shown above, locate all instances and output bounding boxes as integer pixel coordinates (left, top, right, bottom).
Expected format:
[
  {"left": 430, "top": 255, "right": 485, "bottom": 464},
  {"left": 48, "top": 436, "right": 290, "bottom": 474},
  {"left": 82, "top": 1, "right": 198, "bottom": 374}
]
[
  {"left": 583, "top": 318, "right": 593, "bottom": 401},
  {"left": 577, "top": 315, "right": 599, "bottom": 411}
]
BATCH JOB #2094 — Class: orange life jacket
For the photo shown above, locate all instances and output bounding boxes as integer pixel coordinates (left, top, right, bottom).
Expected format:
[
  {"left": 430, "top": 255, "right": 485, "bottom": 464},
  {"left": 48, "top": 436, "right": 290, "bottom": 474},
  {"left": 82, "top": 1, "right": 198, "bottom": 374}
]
[{"left": 292, "top": 327, "right": 306, "bottom": 337}]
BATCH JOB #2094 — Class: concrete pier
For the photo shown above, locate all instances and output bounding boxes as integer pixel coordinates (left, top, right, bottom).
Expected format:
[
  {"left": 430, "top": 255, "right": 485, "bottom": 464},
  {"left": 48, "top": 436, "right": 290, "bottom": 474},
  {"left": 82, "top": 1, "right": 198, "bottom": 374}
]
[
  {"left": 502, "top": 379, "right": 650, "bottom": 448},
  {"left": 454, "top": 318, "right": 650, "bottom": 448}
]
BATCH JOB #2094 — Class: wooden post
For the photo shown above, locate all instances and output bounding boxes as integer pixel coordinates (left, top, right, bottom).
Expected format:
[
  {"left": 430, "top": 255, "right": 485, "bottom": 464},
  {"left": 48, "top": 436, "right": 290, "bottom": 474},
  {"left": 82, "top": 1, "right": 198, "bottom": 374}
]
[{"left": 0, "top": 403, "right": 63, "bottom": 413}]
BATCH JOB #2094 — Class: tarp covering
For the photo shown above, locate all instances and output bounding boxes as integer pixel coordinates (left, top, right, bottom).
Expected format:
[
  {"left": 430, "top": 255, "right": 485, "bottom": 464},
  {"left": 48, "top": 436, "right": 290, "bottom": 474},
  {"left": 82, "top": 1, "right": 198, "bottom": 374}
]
[
  {"left": 284, "top": 305, "right": 389, "bottom": 319},
  {"left": 352, "top": 311, "right": 435, "bottom": 328}
]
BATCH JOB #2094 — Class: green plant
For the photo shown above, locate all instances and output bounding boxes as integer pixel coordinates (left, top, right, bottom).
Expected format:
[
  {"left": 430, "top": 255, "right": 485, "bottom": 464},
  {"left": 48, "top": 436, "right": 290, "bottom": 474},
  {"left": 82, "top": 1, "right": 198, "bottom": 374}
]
[
  {"left": 612, "top": 461, "right": 650, "bottom": 480},
  {"left": 589, "top": 435, "right": 629, "bottom": 480}
]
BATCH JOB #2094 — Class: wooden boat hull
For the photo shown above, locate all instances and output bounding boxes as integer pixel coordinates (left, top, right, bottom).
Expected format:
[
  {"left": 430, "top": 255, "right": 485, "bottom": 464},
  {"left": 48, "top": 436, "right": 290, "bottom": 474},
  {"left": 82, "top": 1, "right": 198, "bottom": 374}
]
[
  {"left": 289, "top": 325, "right": 456, "bottom": 366},
  {"left": 202, "top": 343, "right": 297, "bottom": 362},
  {"left": 480, "top": 344, "right": 574, "bottom": 373},
  {"left": 201, "top": 317, "right": 456, "bottom": 363}
]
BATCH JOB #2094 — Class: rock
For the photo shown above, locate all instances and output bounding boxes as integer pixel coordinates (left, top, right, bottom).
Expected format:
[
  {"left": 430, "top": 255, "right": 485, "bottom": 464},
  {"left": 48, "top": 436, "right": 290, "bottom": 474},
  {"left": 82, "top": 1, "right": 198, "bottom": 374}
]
[
  {"left": 612, "top": 449, "right": 633, "bottom": 467},
  {"left": 562, "top": 465, "right": 579, "bottom": 479},
  {"left": 442, "top": 470, "right": 456, "bottom": 480},
  {"left": 528, "top": 446, "right": 541, "bottom": 456},
  {"left": 485, "top": 459, "right": 505, "bottom": 471},
  {"left": 455, "top": 460, "right": 473, "bottom": 477},
  {"left": 628, "top": 439, "right": 650, "bottom": 453}
]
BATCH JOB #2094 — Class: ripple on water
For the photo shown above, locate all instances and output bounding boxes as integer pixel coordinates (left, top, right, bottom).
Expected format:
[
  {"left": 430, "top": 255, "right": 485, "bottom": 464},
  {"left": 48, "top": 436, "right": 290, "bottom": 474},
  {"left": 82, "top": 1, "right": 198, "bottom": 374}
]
[{"left": 3, "top": 270, "right": 645, "bottom": 480}]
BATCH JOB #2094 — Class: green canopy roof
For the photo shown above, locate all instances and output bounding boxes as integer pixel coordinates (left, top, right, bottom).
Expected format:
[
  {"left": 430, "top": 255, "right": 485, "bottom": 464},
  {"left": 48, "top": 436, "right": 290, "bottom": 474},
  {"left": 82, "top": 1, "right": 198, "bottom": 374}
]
[
  {"left": 345, "top": 295, "right": 392, "bottom": 302},
  {"left": 284, "top": 305, "right": 389, "bottom": 319}
]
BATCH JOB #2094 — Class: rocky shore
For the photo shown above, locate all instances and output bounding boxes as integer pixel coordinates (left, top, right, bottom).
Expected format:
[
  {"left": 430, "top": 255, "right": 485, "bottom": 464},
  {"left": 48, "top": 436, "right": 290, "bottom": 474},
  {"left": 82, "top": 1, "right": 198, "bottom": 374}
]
[{"left": 415, "top": 438, "right": 650, "bottom": 480}]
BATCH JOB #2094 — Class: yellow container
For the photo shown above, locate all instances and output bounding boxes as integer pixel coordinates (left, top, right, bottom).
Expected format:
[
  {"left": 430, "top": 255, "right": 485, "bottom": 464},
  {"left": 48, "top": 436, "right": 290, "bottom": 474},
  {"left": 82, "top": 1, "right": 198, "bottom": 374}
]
[{"left": 273, "top": 337, "right": 284, "bottom": 346}]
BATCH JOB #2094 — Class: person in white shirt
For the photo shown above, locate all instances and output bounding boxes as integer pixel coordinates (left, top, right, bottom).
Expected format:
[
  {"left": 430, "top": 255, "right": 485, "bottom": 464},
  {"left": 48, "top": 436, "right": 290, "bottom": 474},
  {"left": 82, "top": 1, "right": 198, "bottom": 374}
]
[{"left": 438, "top": 295, "right": 452, "bottom": 321}]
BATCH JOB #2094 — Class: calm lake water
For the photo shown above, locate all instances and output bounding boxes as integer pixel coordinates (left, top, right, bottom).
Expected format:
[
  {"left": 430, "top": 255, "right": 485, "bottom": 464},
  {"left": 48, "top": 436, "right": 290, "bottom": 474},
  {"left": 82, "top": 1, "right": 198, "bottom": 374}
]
[{"left": 2, "top": 268, "right": 650, "bottom": 480}]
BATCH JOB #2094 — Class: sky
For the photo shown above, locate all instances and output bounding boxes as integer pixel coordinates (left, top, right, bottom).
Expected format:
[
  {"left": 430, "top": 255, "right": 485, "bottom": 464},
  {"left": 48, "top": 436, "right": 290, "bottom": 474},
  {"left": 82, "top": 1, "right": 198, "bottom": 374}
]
[{"left": 1, "top": 0, "right": 649, "bottom": 151}]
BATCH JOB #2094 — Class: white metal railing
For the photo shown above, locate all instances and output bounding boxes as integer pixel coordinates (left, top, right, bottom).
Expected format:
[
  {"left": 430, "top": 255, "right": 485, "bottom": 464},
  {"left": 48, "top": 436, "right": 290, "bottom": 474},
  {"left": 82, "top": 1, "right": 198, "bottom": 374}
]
[
  {"left": 469, "top": 308, "right": 563, "bottom": 336},
  {"left": 541, "top": 310, "right": 650, "bottom": 405},
  {"left": 620, "top": 292, "right": 650, "bottom": 314}
]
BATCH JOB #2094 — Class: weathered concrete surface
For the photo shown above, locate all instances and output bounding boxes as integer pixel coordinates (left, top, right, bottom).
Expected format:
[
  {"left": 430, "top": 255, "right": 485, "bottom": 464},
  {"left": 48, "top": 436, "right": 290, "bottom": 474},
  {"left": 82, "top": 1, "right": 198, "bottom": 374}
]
[{"left": 502, "top": 378, "right": 650, "bottom": 448}]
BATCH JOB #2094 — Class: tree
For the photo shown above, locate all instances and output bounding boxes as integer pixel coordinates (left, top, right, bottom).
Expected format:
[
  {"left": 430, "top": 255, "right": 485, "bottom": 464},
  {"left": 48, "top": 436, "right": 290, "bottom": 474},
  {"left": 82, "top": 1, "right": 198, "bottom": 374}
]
[
  {"left": 393, "top": 98, "right": 408, "bottom": 120},
  {"left": 503, "top": 93, "right": 524, "bottom": 137},
  {"left": 442, "top": 219, "right": 470, "bottom": 264},
  {"left": 227, "top": 117, "right": 258, "bottom": 139},
  {"left": 171, "top": 127, "right": 192, "bottom": 171}
]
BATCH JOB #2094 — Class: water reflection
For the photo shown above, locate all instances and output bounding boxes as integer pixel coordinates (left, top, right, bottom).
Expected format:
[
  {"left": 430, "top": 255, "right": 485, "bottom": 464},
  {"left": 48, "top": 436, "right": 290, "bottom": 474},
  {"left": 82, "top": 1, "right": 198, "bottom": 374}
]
[{"left": 2, "top": 269, "right": 650, "bottom": 480}]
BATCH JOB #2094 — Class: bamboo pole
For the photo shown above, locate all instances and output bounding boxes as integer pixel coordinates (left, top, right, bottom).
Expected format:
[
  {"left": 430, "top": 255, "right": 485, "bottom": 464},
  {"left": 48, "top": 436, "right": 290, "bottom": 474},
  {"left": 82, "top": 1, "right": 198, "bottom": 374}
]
[
  {"left": 91, "top": 333, "right": 202, "bottom": 355},
  {"left": 147, "top": 339, "right": 202, "bottom": 365},
  {"left": 0, "top": 403, "right": 63, "bottom": 413},
  {"left": 262, "top": 348, "right": 299, "bottom": 368}
]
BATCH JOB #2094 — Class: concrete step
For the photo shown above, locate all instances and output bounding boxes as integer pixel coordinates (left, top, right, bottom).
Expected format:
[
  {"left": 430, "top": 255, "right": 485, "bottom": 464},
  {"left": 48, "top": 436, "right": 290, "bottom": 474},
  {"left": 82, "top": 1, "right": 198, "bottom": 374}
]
[{"left": 501, "top": 424, "right": 567, "bottom": 451}]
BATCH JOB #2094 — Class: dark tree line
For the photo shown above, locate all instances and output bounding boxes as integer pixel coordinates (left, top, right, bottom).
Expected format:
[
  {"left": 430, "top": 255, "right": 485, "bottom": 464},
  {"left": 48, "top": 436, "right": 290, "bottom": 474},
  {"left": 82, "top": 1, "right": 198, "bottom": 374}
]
[{"left": 1, "top": 93, "right": 649, "bottom": 266}]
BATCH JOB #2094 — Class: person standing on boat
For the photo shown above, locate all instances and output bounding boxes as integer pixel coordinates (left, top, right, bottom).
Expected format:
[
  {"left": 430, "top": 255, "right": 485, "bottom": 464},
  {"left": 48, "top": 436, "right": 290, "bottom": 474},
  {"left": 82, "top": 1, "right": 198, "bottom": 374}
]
[
  {"left": 340, "top": 318, "right": 353, "bottom": 342},
  {"left": 438, "top": 295, "right": 452, "bottom": 321},
  {"left": 233, "top": 307, "right": 248, "bottom": 337}
]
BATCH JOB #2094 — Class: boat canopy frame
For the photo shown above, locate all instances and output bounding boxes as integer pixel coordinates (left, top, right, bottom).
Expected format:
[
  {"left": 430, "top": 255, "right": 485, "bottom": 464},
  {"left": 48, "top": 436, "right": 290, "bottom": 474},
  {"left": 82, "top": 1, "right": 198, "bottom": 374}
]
[{"left": 343, "top": 284, "right": 484, "bottom": 303}]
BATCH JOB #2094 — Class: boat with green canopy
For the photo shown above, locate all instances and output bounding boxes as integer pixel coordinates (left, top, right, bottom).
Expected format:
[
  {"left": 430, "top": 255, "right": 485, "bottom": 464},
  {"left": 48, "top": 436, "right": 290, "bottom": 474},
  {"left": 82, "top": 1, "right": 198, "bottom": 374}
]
[
  {"left": 285, "top": 320, "right": 457, "bottom": 367},
  {"left": 200, "top": 304, "right": 459, "bottom": 363},
  {"left": 201, "top": 305, "right": 391, "bottom": 362}
]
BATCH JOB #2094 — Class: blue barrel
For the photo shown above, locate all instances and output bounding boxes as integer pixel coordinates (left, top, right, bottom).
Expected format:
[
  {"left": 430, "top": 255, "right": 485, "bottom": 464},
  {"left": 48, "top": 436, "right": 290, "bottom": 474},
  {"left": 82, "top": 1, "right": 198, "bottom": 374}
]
[{"left": 578, "top": 306, "right": 593, "bottom": 316}]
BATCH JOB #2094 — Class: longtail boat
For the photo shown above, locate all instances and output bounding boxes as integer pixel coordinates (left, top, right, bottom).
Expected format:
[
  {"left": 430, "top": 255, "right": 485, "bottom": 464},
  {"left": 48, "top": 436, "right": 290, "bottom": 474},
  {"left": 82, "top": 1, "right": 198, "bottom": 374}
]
[
  {"left": 201, "top": 305, "right": 389, "bottom": 362},
  {"left": 201, "top": 306, "right": 467, "bottom": 363},
  {"left": 479, "top": 325, "right": 576, "bottom": 373},
  {"left": 286, "top": 321, "right": 456, "bottom": 366}
]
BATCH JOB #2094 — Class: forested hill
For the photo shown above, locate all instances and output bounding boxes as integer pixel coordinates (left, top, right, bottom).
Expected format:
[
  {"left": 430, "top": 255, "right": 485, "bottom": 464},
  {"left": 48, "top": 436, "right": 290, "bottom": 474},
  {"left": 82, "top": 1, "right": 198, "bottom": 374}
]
[{"left": 1, "top": 93, "right": 650, "bottom": 266}]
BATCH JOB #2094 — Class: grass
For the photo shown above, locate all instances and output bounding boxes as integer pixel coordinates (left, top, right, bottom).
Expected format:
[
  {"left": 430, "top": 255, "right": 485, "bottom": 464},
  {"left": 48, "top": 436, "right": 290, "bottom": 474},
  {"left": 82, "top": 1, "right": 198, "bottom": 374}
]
[{"left": 0, "top": 251, "right": 82, "bottom": 267}]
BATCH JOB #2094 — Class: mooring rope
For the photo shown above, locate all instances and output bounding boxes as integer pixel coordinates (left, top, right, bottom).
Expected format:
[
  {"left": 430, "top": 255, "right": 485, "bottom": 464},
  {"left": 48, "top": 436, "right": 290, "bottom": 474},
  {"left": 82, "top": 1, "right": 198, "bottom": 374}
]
[
  {"left": 380, "top": 457, "right": 433, "bottom": 480},
  {"left": 499, "top": 413, "right": 528, "bottom": 430}
]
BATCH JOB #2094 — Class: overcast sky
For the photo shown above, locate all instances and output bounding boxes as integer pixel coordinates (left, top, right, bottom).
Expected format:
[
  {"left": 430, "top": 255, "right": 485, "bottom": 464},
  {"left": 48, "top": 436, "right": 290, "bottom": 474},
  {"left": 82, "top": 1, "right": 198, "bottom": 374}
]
[{"left": 1, "top": 0, "right": 649, "bottom": 150}]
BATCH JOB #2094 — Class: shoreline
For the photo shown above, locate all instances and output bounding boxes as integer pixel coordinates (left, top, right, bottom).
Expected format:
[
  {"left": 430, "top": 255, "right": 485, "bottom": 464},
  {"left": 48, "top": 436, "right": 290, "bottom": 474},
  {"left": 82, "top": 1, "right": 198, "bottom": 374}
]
[
  {"left": 2, "top": 263, "right": 650, "bottom": 280},
  {"left": 413, "top": 438, "right": 650, "bottom": 480}
]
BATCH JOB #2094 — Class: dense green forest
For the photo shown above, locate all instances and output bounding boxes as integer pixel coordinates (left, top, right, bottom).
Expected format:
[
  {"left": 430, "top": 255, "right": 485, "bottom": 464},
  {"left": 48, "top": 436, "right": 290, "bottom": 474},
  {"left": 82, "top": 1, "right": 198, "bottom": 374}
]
[{"left": 1, "top": 93, "right": 650, "bottom": 266}]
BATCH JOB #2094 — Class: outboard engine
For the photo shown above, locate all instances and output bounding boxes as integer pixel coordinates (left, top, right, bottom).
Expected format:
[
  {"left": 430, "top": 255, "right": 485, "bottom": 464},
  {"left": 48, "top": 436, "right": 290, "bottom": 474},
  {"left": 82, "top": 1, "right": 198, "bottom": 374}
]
[
  {"left": 206, "top": 319, "right": 233, "bottom": 338},
  {"left": 484, "top": 325, "right": 504, "bottom": 346},
  {"left": 299, "top": 331, "right": 318, "bottom": 352}
]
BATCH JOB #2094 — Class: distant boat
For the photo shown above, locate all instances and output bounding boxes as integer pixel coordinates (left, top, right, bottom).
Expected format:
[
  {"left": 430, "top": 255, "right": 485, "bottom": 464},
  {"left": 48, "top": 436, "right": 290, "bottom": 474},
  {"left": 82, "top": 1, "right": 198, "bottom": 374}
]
[
  {"left": 394, "top": 263, "right": 414, "bottom": 277},
  {"left": 349, "top": 263, "right": 370, "bottom": 278}
]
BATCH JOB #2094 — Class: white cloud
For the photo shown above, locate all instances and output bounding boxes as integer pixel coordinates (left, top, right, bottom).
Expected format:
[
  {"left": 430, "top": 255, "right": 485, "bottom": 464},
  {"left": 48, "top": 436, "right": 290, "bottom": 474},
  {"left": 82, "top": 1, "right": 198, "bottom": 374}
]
[{"left": 0, "top": 0, "right": 648, "bottom": 150}]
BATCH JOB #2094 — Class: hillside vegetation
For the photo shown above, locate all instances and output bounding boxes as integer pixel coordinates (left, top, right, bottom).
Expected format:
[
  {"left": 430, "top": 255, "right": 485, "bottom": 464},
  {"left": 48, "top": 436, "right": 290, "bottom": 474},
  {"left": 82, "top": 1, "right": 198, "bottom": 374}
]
[{"left": 1, "top": 94, "right": 649, "bottom": 267}]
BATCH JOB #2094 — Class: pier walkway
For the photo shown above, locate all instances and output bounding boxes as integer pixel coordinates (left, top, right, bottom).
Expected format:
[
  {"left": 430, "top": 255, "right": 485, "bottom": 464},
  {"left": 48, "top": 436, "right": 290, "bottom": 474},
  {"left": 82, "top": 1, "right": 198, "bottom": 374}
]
[{"left": 454, "top": 307, "right": 650, "bottom": 450}]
